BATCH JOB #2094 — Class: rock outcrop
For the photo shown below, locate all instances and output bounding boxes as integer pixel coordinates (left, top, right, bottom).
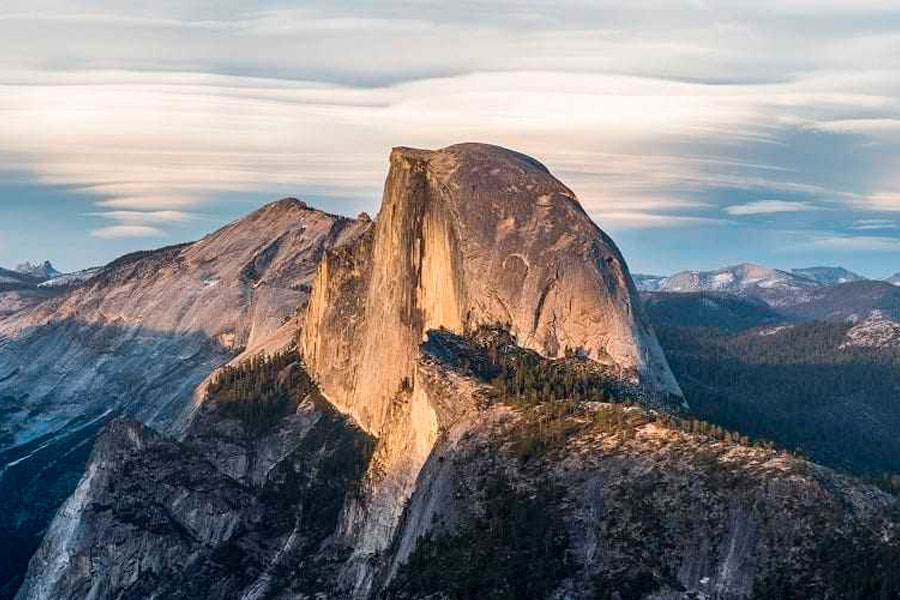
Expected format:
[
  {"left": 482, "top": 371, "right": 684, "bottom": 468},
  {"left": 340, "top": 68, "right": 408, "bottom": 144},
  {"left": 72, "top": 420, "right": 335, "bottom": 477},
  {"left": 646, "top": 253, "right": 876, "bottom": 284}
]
[
  {"left": 299, "top": 143, "right": 681, "bottom": 595},
  {"left": 0, "top": 199, "right": 368, "bottom": 599},
  {"left": 302, "top": 144, "right": 680, "bottom": 433}
]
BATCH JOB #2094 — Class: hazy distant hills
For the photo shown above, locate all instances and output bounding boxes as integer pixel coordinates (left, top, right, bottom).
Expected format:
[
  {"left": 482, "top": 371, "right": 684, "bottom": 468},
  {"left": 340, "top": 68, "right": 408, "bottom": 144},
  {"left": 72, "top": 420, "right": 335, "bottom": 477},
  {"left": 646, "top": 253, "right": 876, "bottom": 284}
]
[
  {"left": 636, "top": 263, "right": 872, "bottom": 295},
  {"left": 791, "top": 266, "right": 866, "bottom": 285},
  {"left": 643, "top": 269, "right": 900, "bottom": 477}
]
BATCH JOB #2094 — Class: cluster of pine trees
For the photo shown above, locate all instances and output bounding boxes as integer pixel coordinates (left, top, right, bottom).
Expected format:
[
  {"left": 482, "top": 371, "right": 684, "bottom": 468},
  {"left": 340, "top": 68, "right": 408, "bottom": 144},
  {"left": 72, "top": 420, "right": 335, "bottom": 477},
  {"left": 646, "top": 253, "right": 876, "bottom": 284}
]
[
  {"left": 462, "top": 326, "right": 618, "bottom": 406},
  {"left": 207, "top": 350, "right": 314, "bottom": 435}
]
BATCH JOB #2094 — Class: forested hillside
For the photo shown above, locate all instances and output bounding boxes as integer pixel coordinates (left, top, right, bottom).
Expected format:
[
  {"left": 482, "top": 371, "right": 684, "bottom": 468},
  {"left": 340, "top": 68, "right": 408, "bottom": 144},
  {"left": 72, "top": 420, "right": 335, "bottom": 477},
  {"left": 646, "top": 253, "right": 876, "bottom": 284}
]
[{"left": 647, "top": 294, "right": 900, "bottom": 480}]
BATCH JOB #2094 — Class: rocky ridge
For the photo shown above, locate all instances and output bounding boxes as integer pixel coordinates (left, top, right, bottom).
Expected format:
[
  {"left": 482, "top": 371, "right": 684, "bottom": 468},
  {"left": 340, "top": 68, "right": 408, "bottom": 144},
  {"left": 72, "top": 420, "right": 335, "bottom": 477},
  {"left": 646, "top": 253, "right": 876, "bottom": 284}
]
[
  {"left": 0, "top": 199, "right": 368, "bottom": 599},
  {"left": 299, "top": 143, "right": 681, "bottom": 595},
  {"left": 15, "top": 328, "right": 900, "bottom": 600}
]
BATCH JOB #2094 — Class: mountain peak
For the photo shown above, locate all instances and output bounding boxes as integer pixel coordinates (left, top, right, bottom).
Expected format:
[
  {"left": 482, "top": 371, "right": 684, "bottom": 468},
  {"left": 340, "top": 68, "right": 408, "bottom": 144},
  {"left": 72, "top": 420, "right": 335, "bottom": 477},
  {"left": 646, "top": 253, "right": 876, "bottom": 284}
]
[
  {"left": 640, "top": 263, "right": 820, "bottom": 300},
  {"left": 304, "top": 142, "right": 681, "bottom": 435},
  {"left": 391, "top": 142, "right": 553, "bottom": 176},
  {"left": 792, "top": 266, "right": 866, "bottom": 285},
  {"left": 14, "top": 260, "right": 60, "bottom": 280},
  {"left": 264, "top": 196, "right": 308, "bottom": 210}
]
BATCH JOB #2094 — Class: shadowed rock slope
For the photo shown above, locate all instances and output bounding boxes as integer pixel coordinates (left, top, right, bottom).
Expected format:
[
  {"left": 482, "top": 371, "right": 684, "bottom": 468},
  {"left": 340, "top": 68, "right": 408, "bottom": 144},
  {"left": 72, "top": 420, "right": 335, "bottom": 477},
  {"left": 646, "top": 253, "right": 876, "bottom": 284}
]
[{"left": 0, "top": 199, "right": 368, "bottom": 599}]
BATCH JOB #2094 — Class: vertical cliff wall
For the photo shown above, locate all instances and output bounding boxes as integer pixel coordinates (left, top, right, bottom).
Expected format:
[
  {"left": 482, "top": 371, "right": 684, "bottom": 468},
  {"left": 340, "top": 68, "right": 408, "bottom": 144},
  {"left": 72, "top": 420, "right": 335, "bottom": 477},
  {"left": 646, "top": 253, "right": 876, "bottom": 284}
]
[
  {"left": 302, "top": 143, "right": 680, "bottom": 436},
  {"left": 299, "top": 143, "right": 682, "bottom": 595}
]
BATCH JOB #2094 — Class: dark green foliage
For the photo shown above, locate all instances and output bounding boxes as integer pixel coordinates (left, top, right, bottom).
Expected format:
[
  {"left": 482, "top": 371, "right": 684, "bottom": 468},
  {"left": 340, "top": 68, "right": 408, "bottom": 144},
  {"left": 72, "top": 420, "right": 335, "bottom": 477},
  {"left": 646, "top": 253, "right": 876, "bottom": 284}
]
[
  {"left": 749, "top": 508, "right": 900, "bottom": 600},
  {"left": 592, "top": 571, "right": 661, "bottom": 600},
  {"left": 644, "top": 291, "right": 783, "bottom": 332},
  {"left": 429, "top": 325, "right": 656, "bottom": 408},
  {"left": 207, "top": 350, "right": 312, "bottom": 436},
  {"left": 387, "top": 476, "right": 570, "bottom": 600},
  {"left": 655, "top": 320, "right": 900, "bottom": 475}
]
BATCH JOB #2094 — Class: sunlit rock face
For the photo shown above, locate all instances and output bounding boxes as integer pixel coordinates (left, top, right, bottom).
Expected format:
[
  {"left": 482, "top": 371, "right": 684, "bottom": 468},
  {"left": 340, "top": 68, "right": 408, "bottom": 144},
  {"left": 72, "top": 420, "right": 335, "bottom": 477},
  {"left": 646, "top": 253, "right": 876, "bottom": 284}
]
[
  {"left": 0, "top": 199, "right": 368, "bottom": 599},
  {"left": 0, "top": 198, "right": 367, "bottom": 449},
  {"left": 300, "top": 143, "right": 682, "bottom": 595},
  {"left": 302, "top": 143, "right": 681, "bottom": 434}
]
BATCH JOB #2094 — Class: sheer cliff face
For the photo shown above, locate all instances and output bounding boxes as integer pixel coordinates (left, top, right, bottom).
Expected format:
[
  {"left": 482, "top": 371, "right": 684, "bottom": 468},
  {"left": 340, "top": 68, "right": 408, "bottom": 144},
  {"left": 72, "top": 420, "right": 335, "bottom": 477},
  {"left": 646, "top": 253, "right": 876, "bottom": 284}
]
[
  {"left": 300, "top": 143, "right": 681, "bottom": 596},
  {"left": 302, "top": 143, "right": 680, "bottom": 437}
]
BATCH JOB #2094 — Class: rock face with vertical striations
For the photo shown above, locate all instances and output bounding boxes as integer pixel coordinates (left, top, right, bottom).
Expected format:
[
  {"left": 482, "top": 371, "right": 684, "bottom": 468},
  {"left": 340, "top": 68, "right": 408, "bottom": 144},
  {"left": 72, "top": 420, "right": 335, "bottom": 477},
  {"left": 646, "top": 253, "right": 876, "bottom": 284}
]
[
  {"left": 302, "top": 143, "right": 681, "bottom": 431},
  {"left": 299, "top": 143, "right": 682, "bottom": 595}
]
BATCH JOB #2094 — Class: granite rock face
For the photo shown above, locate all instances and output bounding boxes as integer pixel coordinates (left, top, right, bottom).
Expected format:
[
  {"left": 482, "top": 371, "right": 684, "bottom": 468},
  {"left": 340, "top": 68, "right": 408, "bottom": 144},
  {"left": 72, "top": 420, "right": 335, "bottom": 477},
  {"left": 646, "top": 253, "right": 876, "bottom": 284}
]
[
  {"left": 0, "top": 198, "right": 367, "bottom": 448},
  {"left": 16, "top": 399, "right": 375, "bottom": 600},
  {"left": 299, "top": 143, "right": 681, "bottom": 595},
  {"left": 0, "top": 199, "right": 368, "bottom": 599},
  {"left": 302, "top": 144, "right": 680, "bottom": 436}
]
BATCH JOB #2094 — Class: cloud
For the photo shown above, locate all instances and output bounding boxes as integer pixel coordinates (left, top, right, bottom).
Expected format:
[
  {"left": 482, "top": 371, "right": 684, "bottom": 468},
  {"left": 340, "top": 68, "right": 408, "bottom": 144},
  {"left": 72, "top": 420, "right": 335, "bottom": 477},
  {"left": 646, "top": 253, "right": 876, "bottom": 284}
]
[
  {"left": 853, "top": 218, "right": 898, "bottom": 230},
  {"left": 591, "top": 211, "right": 728, "bottom": 229},
  {"left": 90, "top": 225, "right": 166, "bottom": 239},
  {"left": 0, "top": 1, "right": 898, "bottom": 253},
  {"left": 725, "top": 200, "right": 819, "bottom": 215},
  {"left": 93, "top": 196, "right": 204, "bottom": 210},
  {"left": 863, "top": 193, "right": 900, "bottom": 211},
  {"left": 812, "top": 119, "right": 900, "bottom": 137},
  {"left": 804, "top": 234, "right": 900, "bottom": 251},
  {"left": 88, "top": 210, "right": 194, "bottom": 224}
]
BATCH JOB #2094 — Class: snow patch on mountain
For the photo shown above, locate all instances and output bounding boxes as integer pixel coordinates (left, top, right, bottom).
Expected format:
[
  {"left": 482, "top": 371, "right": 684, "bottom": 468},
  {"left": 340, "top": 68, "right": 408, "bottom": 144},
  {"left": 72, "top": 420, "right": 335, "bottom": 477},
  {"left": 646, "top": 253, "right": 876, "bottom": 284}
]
[
  {"left": 650, "top": 263, "right": 818, "bottom": 294},
  {"left": 756, "top": 325, "right": 794, "bottom": 337},
  {"left": 792, "top": 266, "right": 866, "bottom": 286},
  {"left": 38, "top": 268, "right": 102, "bottom": 288}
]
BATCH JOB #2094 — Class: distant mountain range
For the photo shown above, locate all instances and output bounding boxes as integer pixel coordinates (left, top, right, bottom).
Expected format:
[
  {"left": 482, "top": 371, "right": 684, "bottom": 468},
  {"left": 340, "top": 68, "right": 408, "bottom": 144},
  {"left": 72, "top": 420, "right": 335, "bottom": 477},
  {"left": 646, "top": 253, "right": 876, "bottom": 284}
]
[
  {"left": 634, "top": 263, "right": 872, "bottom": 294},
  {"left": 640, "top": 260, "right": 900, "bottom": 481},
  {"left": 13, "top": 261, "right": 60, "bottom": 281},
  {"left": 0, "top": 262, "right": 102, "bottom": 317}
]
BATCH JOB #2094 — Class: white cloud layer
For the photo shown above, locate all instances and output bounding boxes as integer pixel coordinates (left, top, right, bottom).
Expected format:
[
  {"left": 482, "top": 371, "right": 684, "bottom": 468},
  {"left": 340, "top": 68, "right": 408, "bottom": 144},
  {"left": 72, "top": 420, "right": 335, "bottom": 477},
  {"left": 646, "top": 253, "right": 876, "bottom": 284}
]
[
  {"left": 725, "top": 200, "right": 818, "bottom": 215},
  {"left": 91, "top": 225, "right": 166, "bottom": 239},
  {"left": 0, "top": 1, "right": 899, "bottom": 238}
]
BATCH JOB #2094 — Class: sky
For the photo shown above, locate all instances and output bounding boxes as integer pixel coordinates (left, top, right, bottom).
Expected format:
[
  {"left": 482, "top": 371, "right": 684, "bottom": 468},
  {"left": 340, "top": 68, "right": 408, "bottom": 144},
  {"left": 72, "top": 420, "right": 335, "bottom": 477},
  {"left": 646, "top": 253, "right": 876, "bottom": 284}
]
[{"left": 0, "top": 1, "right": 899, "bottom": 277}]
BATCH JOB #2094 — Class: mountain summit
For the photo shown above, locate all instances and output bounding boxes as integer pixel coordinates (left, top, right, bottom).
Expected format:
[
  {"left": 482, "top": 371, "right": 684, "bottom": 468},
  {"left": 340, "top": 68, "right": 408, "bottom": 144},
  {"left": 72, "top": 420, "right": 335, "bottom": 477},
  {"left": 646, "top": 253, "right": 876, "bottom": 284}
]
[
  {"left": 303, "top": 143, "right": 681, "bottom": 429},
  {"left": 14, "top": 261, "right": 60, "bottom": 281},
  {"left": 791, "top": 266, "right": 866, "bottom": 285}
]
